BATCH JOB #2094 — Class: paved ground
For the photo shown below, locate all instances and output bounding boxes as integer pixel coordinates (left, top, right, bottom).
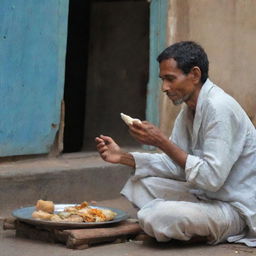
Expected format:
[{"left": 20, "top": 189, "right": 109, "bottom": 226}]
[{"left": 1, "top": 197, "right": 255, "bottom": 256}]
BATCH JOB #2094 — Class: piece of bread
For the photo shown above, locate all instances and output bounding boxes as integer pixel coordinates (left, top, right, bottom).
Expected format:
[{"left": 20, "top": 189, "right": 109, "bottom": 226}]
[
  {"left": 120, "top": 113, "right": 142, "bottom": 126},
  {"left": 35, "top": 199, "right": 54, "bottom": 213},
  {"left": 32, "top": 210, "right": 53, "bottom": 220},
  {"left": 50, "top": 214, "right": 63, "bottom": 222}
]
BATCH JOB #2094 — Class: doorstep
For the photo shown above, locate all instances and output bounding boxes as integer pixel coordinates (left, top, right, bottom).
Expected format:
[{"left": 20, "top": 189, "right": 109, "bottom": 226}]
[{"left": 0, "top": 152, "right": 135, "bottom": 218}]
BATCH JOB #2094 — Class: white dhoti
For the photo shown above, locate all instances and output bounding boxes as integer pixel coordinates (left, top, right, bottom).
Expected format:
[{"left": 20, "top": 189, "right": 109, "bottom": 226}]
[{"left": 121, "top": 176, "right": 246, "bottom": 244}]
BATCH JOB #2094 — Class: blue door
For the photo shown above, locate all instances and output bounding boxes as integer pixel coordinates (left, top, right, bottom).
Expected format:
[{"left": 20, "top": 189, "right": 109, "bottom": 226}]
[
  {"left": 0, "top": 0, "right": 69, "bottom": 156},
  {"left": 146, "top": 0, "right": 169, "bottom": 127}
]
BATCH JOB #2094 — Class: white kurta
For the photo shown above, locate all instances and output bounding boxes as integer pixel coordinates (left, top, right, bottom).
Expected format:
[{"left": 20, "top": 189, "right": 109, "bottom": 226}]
[{"left": 121, "top": 79, "right": 256, "bottom": 246}]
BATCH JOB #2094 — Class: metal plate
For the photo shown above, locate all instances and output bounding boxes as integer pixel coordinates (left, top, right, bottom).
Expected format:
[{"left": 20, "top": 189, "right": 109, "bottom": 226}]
[{"left": 12, "top": 204, "right": 129, "bottom": 228}]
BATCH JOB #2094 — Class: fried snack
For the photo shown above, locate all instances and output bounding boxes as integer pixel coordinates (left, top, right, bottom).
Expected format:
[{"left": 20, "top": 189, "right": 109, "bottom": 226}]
[
  {"left": 50, "top": 214, "right": 63, "bottom": 222},
  {"left": 32, "top": 210, "right": 53, "bottom": 220},
  {"left": 36, "top": 199, "right": 54, "bottom": 213},
  {"left": 88, "top": 208, "right": 106, "bottom": 222},
  {"left": 76, "top": 208, "right": 117, "bottom": 222},
  {"left": 74, "top": 201, "right": 88, "bottom": 209},
  {"left": 64, "top": 201, "right": 88, "bottom": 212},
  {"left": 101, "top": 208, "right": 117, "bottom": 221}
]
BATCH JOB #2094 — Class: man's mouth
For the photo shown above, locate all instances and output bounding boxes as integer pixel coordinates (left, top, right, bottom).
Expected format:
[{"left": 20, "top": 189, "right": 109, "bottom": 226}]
[{"left": 167, "top": 93, "right": 176, "bottom": 98}]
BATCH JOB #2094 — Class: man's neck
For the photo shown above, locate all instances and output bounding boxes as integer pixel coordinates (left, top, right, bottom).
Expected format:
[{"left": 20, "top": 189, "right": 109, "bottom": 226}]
[{"left": 185, "top": 83, "right": 202, "bottom": 111}]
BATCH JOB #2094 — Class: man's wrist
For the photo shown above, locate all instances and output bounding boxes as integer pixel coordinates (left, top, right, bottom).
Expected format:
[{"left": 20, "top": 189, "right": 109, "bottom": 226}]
[
  {"left": 158, "top": 138, "right": 187, "bottom": 169},
  {"left": 157, "top": 135, "right": 170, "bottom": 151},
  {"left": 119, "top": 152, "right": 136, "bottom": 168}
]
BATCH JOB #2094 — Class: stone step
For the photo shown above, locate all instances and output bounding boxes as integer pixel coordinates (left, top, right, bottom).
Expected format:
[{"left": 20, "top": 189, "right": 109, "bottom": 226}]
[{"left": 0, "top": 152, "right": 134, "bottom": 218}]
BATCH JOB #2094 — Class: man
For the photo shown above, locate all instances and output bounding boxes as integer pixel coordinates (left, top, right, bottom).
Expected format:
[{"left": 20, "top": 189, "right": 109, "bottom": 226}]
[{"left": 95, "top": 41, "right": 256, "bottom": 246}]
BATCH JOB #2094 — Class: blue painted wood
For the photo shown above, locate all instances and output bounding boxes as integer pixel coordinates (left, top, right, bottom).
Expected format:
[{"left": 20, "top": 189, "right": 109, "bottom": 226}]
[
  {"left": 0, "top": 0, "right": 69, "bottom": 156},
  {"left": 146, "top": 0, "right": 169, "bottom": 126},
  {"left": 144, "top": 0, "right": 168, "bottom": 151}
]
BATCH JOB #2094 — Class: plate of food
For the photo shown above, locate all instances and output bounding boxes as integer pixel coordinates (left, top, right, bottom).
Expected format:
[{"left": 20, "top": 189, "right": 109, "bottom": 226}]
[{"left": 12, "top": 200, "right": 129, "bottom": 228}]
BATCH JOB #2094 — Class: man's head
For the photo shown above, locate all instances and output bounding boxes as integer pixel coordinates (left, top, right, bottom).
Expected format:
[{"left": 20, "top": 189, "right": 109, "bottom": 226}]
[
  {"left": 157, "top": 41, "right": 209, "bottom": 84},
  {"left": 157, "top": 41, "right": 209, "bottom": 109}
]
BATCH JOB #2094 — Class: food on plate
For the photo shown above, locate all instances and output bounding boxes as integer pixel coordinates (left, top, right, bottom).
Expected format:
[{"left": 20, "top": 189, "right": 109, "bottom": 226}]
[
  {"left": 32, "top": 200, "right": 117, "bottom": 223},
  {"left": 32, "top": 210, "right": 53, "bottom": 220},
  {"left": 120, "top": 113, "right": 142, "bottom": 126},
  {"left": 36, "top": 199, "right": 54, "bottom": 213},
  {"left": 51, "top": 214, "right": 84, "bottom": 223},
  {"left": 64, "top": 201, "right": 89, "bottom": 212},
  {"left": 101, "top": 208, "right": 118, "bottom": 221}
]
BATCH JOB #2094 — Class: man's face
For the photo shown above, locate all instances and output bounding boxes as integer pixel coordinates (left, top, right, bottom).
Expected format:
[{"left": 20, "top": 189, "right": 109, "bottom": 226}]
[{"left": 159, "top": 58, "right": 196, "bottom": 106}]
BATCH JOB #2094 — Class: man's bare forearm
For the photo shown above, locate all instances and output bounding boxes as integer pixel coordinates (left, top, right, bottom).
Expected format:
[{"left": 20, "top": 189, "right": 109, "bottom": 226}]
[
  {"left": 117, "top": 138, "right": 187, "bottom": 170},
  {"left": 158, "top": 137, "right": 188, "bottom": 169},
  {"left": 119, "top": 152, "right": 135, "bottom": 168}
]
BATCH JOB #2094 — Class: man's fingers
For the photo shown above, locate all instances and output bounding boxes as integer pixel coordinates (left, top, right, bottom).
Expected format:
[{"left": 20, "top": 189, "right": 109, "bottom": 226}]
[
  {"left": 132, "top": 121, "right": 143, "bottom": 128},
  {"left": 129, "top": 125, "right": 145, "bottom": 137},
  {"left": 96, "top": 142, "right": 107, "bottom": 151},
  {"left": 98, "top": 145, "right": 108, "bottom": 154},
  {"left": 96, "top": 135, "right": 112, "bottom": 144},
  {"left": 100, "top": 135, "right": 114, "bottom": 145},
  {"left": 95, "top": 137, "right": 104, "bottom": 143},
  {"left": 96, "top": 139, "right": 105, "bottom": 146}
]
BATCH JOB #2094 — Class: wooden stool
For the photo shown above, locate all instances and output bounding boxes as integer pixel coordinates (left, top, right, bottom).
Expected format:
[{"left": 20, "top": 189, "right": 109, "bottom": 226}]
[{"left": 3, "top": 218, "right": 143, "bottom": 249}]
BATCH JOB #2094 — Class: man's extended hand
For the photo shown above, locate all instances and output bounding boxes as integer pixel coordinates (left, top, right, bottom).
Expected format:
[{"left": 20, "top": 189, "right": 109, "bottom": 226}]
[
  {"left": 95, "top": 135, "right": 135, "bottom": 167},
  {"left": 95, "top": 135, "right": 122, "bottom": 164},
  {"left": 129, "top": 121, "right": 168, "bottom": 148}
]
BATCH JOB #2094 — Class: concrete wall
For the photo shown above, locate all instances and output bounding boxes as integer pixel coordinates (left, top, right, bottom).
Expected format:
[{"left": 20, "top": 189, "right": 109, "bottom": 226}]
[{"left": 160, "top": 0, "right": 256, "bottom": 136}]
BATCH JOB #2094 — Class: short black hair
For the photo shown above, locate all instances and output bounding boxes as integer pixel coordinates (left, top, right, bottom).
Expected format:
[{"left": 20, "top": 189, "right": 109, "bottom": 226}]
[{"left": 157, "top": 41, "right": 209, "bottom": 84}]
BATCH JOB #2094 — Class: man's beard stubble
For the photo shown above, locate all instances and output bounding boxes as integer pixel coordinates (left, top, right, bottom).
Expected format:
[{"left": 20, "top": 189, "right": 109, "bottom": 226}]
[{"left": 171, "top": 93, "right": 192, "bottom": 106}]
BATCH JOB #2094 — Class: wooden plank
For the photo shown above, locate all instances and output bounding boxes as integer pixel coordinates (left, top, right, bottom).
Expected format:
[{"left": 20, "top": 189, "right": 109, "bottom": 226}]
[{"left": 3, "top": 218, "right": 142, "bottom": 250}]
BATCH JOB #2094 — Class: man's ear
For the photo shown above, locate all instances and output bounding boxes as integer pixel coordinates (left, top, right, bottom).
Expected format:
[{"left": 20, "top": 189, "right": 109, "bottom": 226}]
[{"left": 190, "top": 66, "right": 201, "bottom": 84}]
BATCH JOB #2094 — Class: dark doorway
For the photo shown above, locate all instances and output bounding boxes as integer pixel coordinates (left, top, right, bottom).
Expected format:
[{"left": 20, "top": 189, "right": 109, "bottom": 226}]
[{"left": 63, "top": 0, "right": 149, "bottom": 153}]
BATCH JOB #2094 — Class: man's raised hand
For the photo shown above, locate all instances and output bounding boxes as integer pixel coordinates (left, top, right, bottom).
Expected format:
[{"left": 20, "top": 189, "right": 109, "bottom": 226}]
[{"left": 129, "top": 121, "right": 168, "bottom": 148}]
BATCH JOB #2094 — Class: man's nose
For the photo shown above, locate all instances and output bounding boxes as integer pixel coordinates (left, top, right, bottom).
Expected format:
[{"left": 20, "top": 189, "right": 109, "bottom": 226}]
[{"left": 161, "top": 80, "right": 170, "bottom": 92}]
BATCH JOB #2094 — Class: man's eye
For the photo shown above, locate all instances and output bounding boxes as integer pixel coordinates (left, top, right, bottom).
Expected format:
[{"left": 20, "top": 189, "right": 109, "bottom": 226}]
[
  {"left": 160, "top": 76, "right": 175, "bottom": 82},
  {"left": 167, "top": 77, "right": 174, "bottom": 82}
]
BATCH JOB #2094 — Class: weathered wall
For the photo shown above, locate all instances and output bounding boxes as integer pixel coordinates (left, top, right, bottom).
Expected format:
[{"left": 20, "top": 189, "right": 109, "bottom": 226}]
[{"left": 160, "top": 0, "right": 256, "bottom": 136}]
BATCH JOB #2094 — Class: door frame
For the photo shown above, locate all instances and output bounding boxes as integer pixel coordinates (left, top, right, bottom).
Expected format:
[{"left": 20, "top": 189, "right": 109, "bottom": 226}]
[{"left": 146, "top": 0, "right": 169, "bottom": 126}]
